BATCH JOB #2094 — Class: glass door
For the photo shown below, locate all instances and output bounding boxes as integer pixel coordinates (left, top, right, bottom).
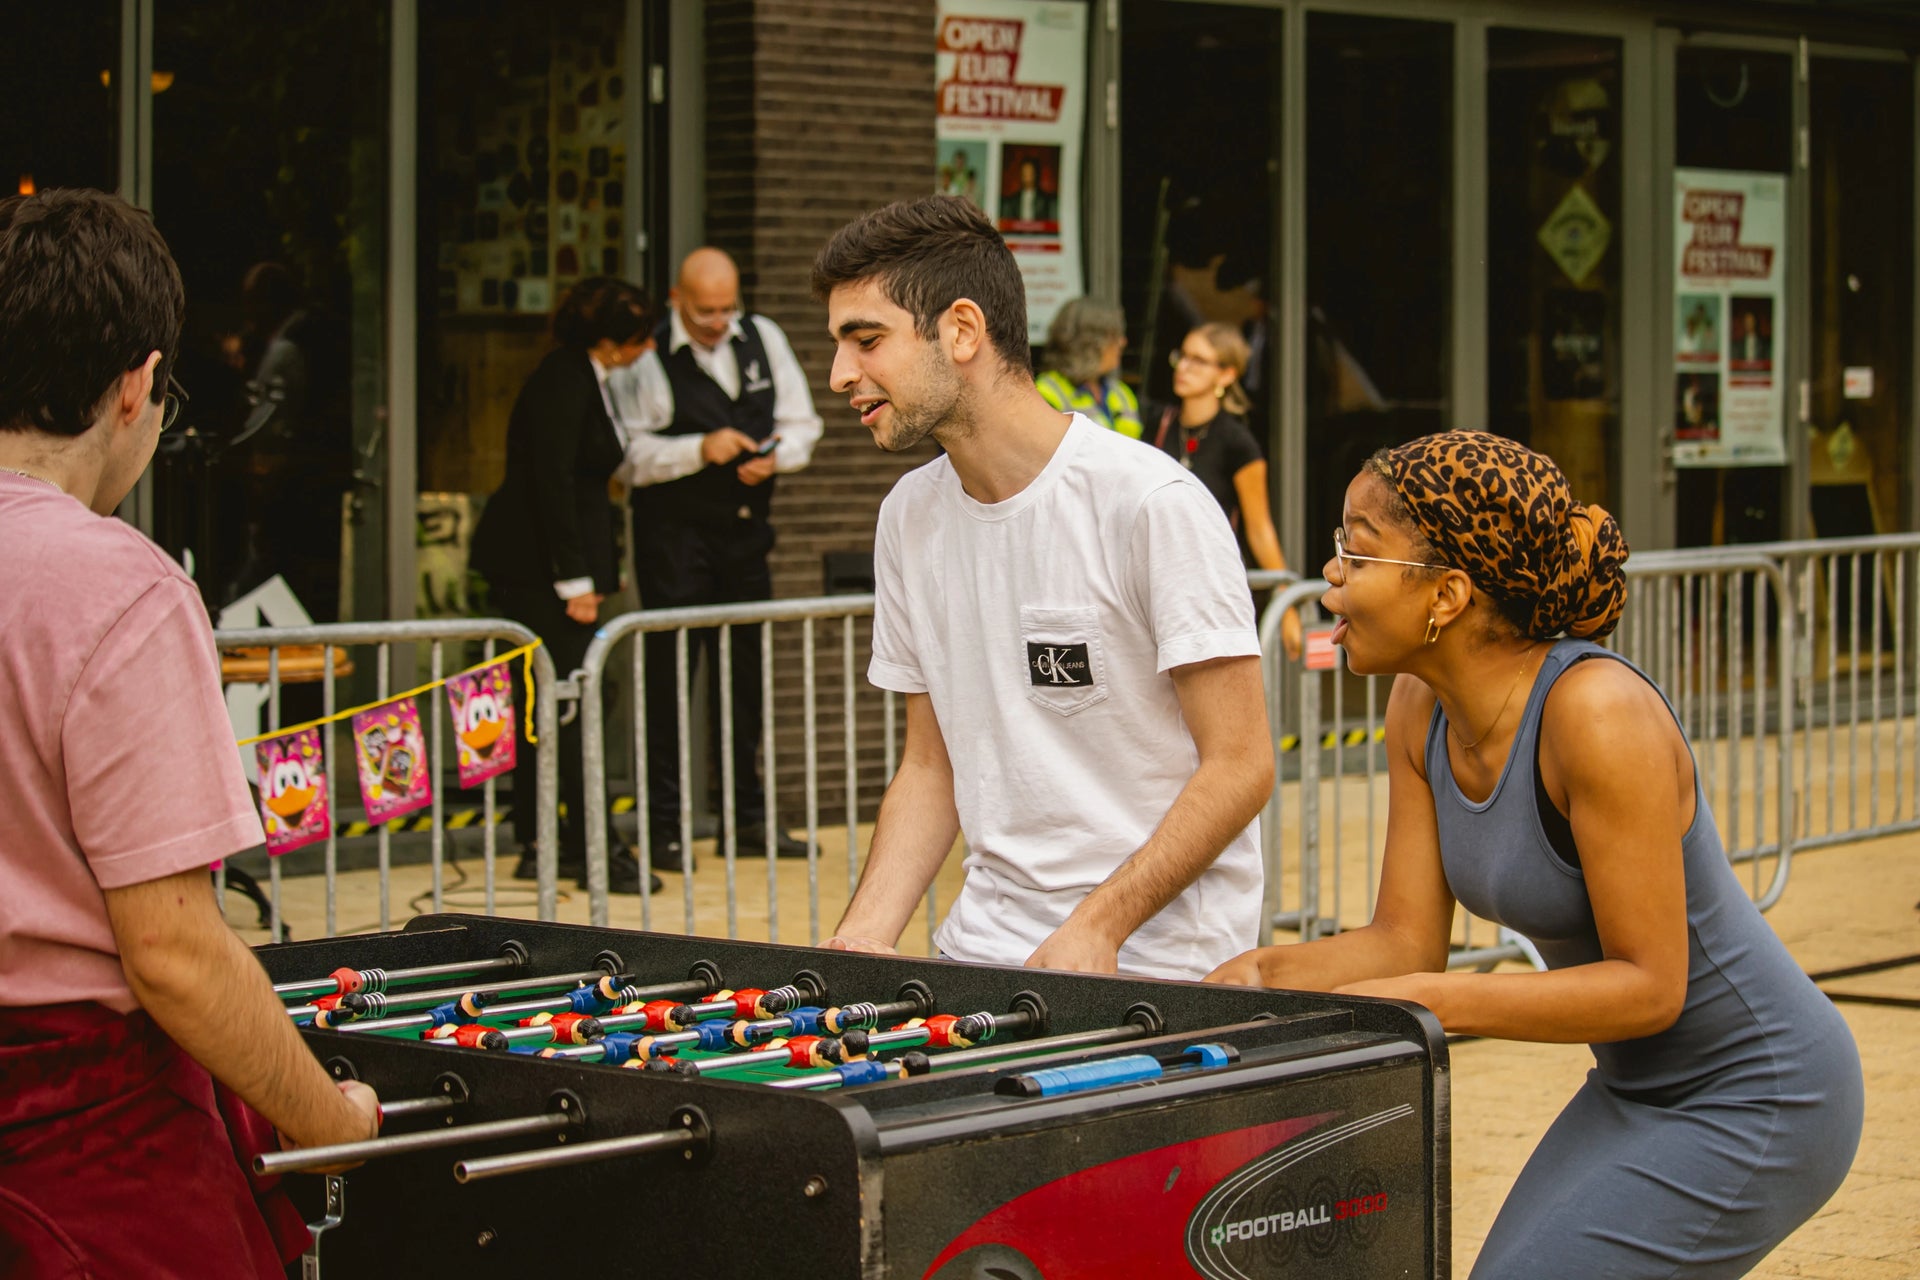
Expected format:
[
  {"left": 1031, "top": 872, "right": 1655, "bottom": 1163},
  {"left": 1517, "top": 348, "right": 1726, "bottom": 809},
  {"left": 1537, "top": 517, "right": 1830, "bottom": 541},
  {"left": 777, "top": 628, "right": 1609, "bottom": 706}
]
[
  {"left": 1665, "top": 39, "right": 1796, "bottom": 547},
  {"left": 1303, "top": 11, "right": 1453, "bottom": 552},
  {"left": 1, "top": 3, "right": 121, "bottom": 197},
  {"left": 150, "top": 1, "right": 391, "bottom": 621},
  {"left": 1119, "top": 0, "right": 1283, "bottom": 437},
  {"left": 1806, "top": 51, "right": 1912, "bottom": 544},
  {"left": 1487, "top": 27, "right": 1626, "bottom": 511}
]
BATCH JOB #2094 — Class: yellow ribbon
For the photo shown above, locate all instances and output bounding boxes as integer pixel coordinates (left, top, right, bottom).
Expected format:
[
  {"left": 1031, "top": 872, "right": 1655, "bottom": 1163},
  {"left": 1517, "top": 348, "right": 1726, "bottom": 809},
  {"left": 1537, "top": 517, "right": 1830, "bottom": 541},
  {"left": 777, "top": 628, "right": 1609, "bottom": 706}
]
[{"left": 235, "top": 639, "right": 544, "bottom": 747}]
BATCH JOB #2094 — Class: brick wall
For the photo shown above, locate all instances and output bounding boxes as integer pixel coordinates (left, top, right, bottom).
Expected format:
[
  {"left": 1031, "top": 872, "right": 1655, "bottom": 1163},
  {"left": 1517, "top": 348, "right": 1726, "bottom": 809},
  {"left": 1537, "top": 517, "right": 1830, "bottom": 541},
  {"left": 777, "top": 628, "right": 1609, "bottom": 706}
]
[{"left": 704, "top": 1, "right": 938, "bottom": 823}]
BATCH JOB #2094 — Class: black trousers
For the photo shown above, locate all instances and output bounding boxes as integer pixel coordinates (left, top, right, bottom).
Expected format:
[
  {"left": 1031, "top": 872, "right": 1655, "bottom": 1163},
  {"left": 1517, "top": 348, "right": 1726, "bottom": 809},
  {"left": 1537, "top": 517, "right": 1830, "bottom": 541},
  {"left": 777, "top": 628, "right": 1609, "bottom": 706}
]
[
  {"left": 633, "top": 515, "right": 773, "bottom": 837},
  {"left": 489, "top": 579, "right": 598, "bottom": 859}
]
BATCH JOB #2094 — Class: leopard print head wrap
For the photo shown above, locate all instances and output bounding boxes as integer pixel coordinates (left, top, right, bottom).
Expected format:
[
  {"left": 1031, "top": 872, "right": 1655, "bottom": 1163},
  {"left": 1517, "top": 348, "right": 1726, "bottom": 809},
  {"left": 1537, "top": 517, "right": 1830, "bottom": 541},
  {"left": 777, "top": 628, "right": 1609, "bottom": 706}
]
[{"left": 1375, "top": 431, "right": 1629, "bottom": 640}]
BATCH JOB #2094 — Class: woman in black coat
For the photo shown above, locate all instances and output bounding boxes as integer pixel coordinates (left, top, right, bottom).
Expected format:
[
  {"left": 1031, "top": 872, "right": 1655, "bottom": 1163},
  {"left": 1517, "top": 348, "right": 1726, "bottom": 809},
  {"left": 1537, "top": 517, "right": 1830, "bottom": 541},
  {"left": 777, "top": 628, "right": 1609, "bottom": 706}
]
[{"left": 471, "top": 276, "right": 657, "bottom": 894}]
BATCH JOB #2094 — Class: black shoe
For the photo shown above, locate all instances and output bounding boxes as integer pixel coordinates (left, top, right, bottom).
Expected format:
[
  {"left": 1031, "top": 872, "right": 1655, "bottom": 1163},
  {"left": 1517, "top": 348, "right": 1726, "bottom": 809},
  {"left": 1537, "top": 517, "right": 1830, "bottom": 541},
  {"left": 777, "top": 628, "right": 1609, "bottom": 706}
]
[
  {"left": 516, "top": 843, "right": 619, "bottom": 886},
  {"left": 638, "top": 834, "right": 692, "bottom": 874},
  {"left": 731, "top": 824, "right": 811, "bottom": 859},
  {"left": 575, "top": 842, "right": 663, "bottom": 895},
  {"left": 511, "top": 845, "right": 544, "bottom": 881}
]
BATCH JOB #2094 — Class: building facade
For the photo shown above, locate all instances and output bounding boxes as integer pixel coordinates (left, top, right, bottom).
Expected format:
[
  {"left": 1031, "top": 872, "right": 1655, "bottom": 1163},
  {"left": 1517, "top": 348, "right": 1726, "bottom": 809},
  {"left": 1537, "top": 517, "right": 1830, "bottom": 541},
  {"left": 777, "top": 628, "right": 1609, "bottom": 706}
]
[{"left": 11, "top": 0, "right": 1918, "bottom": 812}]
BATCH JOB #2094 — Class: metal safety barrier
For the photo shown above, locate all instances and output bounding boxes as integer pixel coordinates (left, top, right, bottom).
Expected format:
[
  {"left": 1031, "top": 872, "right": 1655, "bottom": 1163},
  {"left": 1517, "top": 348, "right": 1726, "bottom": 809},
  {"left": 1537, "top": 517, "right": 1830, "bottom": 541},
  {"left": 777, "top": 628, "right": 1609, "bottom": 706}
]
[
  {"left": 576, "top": 595, "right": 894, "bottom": 941},
  {"left": 1259, "top": 549, "right": 1805, "bottom": 970},
  {"left": 1771, "top": 534, "right": 1920, "bottom": 853},
  {"left": 574, "top": 572, "right": 1299, "bottom": 942},
  {"left": 250, "top": 539, "right": 1919, "bottom": 958},
  {"left": 1609, "top": 551, "right": 1795, "bottom": 910},
  {"left": 212, "top": 618, "right": 560, "bottom": 940}
]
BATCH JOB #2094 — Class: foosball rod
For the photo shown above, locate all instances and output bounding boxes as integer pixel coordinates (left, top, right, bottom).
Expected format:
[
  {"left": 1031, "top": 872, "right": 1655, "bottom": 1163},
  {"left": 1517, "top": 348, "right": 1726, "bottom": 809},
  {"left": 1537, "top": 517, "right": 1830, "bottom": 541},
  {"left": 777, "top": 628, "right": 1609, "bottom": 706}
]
[
  {"left": 994, "top": 1043, "right": 1239, "bottom": 1098},
  {"left": 255, "top": 1106, "right": 580, "bottom": 1176},
  {"left": 377, "top": 1094, "right": 463, "bottom": 1122},
  {"left": 686, "top": 1006, "right": 1016, "bottom": 1078},
  {"left": 764, "top": 1003, "right": 1162, "bottom": 1090},
  {"left": 287, "top": 967, "right": 621, "bottom": 1025},
  {"left": 273, "top": 943, "right": 530, "bottom": 1000},
  {"left": 453, "top": 1108, "right": 709, "bottom": 1183},
  {"left": 905, "top": 1003, "right": 1164, "bottom": 1073},
  {"left": 423, "top": 974, "right": 824, "bottom": 1050},
  {"left": 545, "top": 990, "right": 933, "bottom": 1064},
  {"left": 336, "top": 975, "right": 702, "bottom": 1036}
]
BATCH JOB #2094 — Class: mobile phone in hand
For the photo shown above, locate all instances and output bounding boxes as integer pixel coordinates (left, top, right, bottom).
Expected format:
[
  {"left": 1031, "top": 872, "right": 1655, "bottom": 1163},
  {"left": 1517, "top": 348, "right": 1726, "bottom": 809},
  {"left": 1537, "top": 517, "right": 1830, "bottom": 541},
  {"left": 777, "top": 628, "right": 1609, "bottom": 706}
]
[{"left": 754, "top": 435, "right": 781, "bottom": 457}]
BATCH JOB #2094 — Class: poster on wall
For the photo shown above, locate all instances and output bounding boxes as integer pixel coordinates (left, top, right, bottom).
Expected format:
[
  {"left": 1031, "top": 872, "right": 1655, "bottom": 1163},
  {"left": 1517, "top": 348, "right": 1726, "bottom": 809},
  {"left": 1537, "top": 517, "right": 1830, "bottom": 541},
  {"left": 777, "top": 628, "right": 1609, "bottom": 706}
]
[
  {"left": 1671, "top": 169, "right": 1787, "bottom": 467},
  {"left": 936, "top": 2, "right": 1087, "bottom": 344}
]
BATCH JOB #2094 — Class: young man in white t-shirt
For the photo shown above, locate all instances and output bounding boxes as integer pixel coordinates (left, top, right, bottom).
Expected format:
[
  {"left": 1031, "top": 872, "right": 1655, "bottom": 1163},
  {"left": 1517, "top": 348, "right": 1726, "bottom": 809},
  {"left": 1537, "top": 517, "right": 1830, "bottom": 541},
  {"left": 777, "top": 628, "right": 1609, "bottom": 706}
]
[{"left": 810, "top": 196, "right": 1274, "bottom": 979}]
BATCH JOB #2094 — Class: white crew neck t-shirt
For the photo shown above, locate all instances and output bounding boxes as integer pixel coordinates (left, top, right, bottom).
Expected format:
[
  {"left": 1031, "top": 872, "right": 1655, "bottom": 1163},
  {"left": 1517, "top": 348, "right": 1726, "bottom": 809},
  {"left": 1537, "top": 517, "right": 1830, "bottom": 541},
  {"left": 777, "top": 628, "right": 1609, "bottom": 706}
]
[{"left": 868, "top": 414, "right": 1263, "bottom": 979}]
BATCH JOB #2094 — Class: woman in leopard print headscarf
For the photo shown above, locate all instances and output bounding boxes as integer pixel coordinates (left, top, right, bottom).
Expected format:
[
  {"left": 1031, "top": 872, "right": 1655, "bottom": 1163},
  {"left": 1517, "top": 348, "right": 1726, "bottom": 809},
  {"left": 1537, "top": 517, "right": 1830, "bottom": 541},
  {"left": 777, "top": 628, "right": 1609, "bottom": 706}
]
[
  {"left": 1368, "top": 430, "right": 1627, "bottom": 640},
  {"left": 1211, "top": 431, "right": 1862, "bottom": 1279}
]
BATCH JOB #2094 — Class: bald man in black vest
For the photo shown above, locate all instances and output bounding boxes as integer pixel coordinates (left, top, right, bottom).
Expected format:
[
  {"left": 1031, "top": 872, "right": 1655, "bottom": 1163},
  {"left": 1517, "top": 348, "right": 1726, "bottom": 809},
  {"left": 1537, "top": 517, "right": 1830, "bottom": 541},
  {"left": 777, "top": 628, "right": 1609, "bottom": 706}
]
[{"left": 615, "top": 248, "right": 822, "bottom": 868}]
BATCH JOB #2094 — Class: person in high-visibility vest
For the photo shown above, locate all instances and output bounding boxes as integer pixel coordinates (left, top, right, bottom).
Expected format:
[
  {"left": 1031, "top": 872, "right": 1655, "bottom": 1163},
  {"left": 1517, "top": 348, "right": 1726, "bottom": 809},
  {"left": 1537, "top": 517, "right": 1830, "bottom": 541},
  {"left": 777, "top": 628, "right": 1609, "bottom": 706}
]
[{"left": 1035, "top": 297, "right": 1142, "bottom": 439}]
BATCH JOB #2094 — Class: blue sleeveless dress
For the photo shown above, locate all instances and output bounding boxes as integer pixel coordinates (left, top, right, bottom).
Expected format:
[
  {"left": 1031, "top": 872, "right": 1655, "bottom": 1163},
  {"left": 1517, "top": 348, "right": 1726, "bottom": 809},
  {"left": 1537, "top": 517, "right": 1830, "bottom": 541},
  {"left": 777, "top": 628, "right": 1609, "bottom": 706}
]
[{"left": 1429, "top": 640, "right": 1863, "bottom": 1279}]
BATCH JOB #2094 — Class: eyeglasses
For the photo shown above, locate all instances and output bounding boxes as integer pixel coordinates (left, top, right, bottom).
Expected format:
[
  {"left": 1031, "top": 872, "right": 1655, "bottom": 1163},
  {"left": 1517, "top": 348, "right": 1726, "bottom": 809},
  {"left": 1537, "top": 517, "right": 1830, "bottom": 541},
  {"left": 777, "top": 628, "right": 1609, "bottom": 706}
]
[
  {"left": 160, "top": 375, "right": 189, "bottom": 433},
  {"left": 686, "top": 304, "right": 743, "bottom": 327},
  {"left": 1331, "top": 527, "right": 1446, "bottom": 577},
  {"left": 1169, "top": 349, "right": 1221, "bottom": 370}
]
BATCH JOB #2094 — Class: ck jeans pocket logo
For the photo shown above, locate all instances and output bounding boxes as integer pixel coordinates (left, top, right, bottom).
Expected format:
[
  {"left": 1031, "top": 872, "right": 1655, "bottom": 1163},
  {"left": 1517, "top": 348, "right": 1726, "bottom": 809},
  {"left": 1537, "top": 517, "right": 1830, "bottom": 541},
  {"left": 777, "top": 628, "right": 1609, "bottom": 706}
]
[
  {"left": 1019, "top": 605, "right": 1108, "bottom": 716},
  {"left": 1028, "top": 641, "right": 1092, "bottom": 687}
]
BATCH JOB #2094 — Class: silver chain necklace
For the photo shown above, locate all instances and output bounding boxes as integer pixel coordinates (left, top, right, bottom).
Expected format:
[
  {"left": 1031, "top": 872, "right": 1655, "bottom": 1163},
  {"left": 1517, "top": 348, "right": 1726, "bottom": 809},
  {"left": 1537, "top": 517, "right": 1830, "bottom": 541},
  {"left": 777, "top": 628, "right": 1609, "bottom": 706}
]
[{"left": 0, "top": 465, "right": 59, "bottom": 489}]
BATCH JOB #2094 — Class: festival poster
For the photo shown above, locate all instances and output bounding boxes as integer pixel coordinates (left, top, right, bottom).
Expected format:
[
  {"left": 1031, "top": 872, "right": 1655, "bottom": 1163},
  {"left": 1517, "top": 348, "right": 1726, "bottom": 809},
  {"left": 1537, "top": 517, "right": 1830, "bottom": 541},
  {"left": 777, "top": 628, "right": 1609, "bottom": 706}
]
[
  {"left": 255, "top": 727, "right": 330, "bottom": 855},
  {"left": 349, "top": 698, "right": 433, "bottom": 826},
  {"left": 1672, "top": 170, "right": 1788, "bottom": 467},
  {"left": 936, "top": 1, "right": 1087, "bottom": 344},
  {"left": 445, "top": 661, "right": 518, "bottom": 788}
]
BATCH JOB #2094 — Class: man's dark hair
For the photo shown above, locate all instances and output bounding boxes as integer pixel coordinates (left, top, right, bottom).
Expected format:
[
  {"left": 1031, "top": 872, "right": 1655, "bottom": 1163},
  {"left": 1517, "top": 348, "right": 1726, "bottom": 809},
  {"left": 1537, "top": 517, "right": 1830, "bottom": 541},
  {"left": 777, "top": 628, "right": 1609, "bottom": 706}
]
[
  {"left": 0, "top": 189, "right": 185, "bottom": 436},
  {"left": 811, "top": 196, "right": 1031, "bottom": 376},
  {"left": 552, "top": 275, "right": 656, "bottom": 349}
]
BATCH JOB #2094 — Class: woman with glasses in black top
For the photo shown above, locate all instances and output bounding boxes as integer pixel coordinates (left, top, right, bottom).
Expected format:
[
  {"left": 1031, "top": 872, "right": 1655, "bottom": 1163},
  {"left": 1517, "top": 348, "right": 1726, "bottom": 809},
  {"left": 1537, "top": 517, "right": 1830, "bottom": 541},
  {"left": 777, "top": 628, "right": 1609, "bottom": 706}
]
[{"left": 1149, "top": 322, "right": 1301, "bottom": 658}]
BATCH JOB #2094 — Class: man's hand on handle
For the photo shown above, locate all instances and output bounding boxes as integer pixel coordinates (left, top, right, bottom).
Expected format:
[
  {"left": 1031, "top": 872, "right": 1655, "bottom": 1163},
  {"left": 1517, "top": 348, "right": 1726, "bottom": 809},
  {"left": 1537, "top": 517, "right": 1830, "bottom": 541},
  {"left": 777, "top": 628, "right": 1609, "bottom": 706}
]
[{"left": 277, "top": 1079, "right": 382, "bottom": 1174}]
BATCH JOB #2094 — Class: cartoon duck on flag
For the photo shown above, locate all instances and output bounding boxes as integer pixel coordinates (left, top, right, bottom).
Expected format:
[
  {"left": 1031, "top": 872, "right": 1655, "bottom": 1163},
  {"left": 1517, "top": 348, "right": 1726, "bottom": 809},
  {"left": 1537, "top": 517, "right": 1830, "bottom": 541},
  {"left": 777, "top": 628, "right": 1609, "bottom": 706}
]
[
  {"left": 446, "top": 661, "right": 518, "bottom": 787},
  {"left": 254, "top": 727, "right": 331, "bottom": 855}
]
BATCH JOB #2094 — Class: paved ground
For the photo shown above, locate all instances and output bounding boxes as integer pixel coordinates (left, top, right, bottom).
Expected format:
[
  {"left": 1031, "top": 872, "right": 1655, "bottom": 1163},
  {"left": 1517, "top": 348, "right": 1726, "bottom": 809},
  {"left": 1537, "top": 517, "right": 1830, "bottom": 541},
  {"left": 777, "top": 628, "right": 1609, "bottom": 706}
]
[{"left": 246, "top": 824, "right": 1918, "bottom": 1277}]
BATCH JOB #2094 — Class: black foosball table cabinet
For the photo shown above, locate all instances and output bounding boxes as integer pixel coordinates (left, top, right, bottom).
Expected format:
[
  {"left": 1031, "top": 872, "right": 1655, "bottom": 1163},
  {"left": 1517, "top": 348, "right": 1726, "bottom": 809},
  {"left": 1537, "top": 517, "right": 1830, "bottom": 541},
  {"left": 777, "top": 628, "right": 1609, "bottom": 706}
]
[{"left": 257, "top": 914, "right": 1449, "bottom": 1278}]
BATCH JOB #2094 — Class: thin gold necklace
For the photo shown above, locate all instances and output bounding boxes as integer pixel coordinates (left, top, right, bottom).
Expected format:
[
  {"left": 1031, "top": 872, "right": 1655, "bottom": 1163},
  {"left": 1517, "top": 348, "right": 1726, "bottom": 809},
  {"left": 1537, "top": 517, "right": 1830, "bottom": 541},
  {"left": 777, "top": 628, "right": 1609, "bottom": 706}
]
[{"left": 1449, "top": 641, "right": 1542, "bottom": 751}]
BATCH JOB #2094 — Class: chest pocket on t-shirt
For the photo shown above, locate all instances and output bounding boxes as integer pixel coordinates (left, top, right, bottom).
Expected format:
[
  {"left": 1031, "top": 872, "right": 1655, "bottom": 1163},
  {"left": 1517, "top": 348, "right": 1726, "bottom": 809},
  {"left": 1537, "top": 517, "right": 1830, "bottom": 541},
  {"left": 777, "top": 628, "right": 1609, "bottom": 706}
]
[{"left": 1019, "top": 605, "right": 1108, "bottom": 715}]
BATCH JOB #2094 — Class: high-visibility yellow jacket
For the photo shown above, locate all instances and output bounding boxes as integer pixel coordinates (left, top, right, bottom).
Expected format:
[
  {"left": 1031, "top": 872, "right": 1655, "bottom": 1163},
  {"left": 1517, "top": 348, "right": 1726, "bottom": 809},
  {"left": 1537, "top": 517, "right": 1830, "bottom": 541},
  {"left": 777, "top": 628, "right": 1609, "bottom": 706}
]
[{"left": 1035, "top": 370, "right": 1143, "bottom": 439}]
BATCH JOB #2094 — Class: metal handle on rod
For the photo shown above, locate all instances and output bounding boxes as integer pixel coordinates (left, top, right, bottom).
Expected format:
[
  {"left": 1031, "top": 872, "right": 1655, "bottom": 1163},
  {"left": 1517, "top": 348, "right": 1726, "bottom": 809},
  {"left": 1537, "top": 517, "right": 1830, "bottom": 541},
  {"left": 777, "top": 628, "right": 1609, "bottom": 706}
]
[
  {"left": 454, "top": 1122, "right": 704, "bottom": 1183},
  {"left": 256, "top": 1102, "right": 581, "bottom": 1176}
]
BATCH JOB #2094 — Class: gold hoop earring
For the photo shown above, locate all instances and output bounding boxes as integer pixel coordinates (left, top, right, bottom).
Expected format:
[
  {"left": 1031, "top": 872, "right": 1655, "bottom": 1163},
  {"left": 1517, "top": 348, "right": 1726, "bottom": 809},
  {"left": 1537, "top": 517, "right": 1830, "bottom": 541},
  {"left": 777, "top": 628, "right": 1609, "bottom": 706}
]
[
  {"left": 1215, "top": 385, "right": 1227, "bottom": 400},
  {"left": 1424, "top": 617, "right": 1441, "bottom": 646}
]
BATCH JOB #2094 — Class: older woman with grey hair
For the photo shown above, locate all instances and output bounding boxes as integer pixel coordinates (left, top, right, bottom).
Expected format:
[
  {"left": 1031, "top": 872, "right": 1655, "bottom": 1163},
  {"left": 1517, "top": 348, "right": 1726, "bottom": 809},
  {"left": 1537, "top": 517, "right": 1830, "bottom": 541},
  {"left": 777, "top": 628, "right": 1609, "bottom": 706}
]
[{"left": 1036, "top": 297, "right": 1143, "bottom": 438}]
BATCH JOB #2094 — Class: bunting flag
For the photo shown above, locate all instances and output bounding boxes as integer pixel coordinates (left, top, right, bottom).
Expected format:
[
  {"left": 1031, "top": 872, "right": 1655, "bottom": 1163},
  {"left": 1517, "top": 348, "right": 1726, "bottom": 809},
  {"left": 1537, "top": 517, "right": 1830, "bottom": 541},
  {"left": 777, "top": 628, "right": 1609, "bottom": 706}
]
[
  {"left": 349, "top": 697, "right": 433, "bottom": 826},
  {"left": 445, "top": 660, "right": 518, "bottom": 788},
  {"left": 254, "top": 727, "right": 331, "bottom": 855}
]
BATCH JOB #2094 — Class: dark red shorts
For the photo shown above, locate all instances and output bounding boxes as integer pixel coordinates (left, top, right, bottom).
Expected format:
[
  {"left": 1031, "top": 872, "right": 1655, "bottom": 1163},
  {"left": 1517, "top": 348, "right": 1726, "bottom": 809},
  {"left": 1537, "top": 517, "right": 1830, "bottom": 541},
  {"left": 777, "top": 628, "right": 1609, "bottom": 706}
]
[{"left": 0, "top": 1002, "right": 305, "bottom": 1279}]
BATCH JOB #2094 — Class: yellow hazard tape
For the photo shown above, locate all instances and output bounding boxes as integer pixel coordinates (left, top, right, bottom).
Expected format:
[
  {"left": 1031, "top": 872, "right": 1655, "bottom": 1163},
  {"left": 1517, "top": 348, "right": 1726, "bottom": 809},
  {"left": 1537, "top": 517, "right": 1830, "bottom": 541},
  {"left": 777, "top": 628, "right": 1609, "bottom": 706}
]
[
  {"left": 338, "top": 808, "right": 512, "bottom": 840},
  {"left": 1277, "top": 726, "right": 1386, "bottom": 753}
]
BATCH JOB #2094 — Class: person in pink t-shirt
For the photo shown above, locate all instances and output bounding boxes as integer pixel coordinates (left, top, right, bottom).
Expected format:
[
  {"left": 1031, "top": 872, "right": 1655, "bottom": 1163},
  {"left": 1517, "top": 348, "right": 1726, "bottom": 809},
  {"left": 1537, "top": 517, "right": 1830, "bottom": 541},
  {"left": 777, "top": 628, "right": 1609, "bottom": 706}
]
[{"left": 0, "top": 189, "right": 380, "bottom": 1278}]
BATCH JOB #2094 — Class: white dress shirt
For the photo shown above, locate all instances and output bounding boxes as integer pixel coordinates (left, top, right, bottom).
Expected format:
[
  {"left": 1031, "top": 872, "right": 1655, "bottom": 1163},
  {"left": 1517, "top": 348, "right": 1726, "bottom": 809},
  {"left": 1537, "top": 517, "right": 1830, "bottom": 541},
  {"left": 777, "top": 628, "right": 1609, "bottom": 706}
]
[
  {"left": 553, "top": 356, "right": 621, "bottom": 602},
  {"left": 612, "top": 309, "right": 822, "bottom": 488}
]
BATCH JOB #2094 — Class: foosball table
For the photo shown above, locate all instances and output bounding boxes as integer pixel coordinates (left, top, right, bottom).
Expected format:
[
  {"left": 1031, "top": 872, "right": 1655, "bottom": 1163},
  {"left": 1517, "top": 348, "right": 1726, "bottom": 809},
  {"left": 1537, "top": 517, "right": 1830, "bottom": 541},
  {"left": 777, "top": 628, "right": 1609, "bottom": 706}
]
[{"left": 259, "top": 915, "right": 1450, "bottom": 1278}]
